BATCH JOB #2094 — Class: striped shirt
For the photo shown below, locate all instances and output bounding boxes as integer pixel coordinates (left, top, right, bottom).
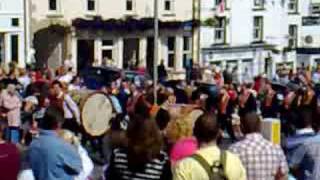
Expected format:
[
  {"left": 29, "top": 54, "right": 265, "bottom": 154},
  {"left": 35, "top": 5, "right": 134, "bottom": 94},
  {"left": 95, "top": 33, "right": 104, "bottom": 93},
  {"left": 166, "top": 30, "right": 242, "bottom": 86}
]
[{"left": 106, "top": 148, "right": 172, "bottom": 180}]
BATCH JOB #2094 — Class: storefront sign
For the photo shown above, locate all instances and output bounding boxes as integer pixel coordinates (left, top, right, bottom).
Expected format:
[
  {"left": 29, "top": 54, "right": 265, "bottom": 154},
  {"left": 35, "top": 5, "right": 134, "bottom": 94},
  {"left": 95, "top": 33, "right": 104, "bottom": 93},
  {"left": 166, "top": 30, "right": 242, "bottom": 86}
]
[{"left": 302, "top": 16, "right": 320, "bottom": 26}]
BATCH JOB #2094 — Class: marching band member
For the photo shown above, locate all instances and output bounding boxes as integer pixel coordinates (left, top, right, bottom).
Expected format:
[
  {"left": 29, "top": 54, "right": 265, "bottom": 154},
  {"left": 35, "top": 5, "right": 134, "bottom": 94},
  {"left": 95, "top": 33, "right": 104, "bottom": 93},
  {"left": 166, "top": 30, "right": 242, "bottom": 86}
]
[{"left": 261, "top": 82, "right": 279, "bottom": 118}]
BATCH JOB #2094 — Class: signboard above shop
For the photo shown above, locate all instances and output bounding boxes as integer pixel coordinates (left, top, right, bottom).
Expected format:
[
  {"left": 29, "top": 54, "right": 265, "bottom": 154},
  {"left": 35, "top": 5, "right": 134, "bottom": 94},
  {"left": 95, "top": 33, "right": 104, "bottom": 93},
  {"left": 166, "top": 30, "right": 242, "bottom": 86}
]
[{"left": 302, "top": 16, "right": 320, "bottom": 26}]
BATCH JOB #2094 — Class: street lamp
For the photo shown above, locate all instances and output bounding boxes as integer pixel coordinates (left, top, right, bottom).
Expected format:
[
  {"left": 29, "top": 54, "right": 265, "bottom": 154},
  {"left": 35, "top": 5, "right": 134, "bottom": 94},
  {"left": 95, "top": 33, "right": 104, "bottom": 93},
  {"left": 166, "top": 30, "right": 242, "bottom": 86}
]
[{"left": 153, "top": 0, "right": 159, "bottom": 105}]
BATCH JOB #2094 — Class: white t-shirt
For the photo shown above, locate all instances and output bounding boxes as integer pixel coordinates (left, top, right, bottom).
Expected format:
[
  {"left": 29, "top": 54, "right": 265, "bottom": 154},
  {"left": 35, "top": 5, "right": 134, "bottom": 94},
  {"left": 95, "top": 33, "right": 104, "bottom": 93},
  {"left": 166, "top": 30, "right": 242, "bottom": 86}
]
[
  {"left": 74, "top": 145, "right": 94, "bottom": 180},
  {"left": 312, "top": 72, "right": 320, "bottom": 84}
]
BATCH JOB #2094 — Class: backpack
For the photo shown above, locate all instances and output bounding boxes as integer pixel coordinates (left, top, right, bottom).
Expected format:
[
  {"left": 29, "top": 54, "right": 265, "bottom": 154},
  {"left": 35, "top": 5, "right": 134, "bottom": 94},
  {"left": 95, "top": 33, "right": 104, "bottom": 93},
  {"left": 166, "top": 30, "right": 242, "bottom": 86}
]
[{"left": 191, "top": 150, "right": 227, "bottom": 180}]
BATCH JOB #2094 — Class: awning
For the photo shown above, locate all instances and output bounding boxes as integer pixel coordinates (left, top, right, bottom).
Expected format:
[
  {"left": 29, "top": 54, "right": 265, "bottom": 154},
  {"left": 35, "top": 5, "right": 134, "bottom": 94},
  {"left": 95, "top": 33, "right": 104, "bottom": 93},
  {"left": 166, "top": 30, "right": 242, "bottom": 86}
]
[{"left": 72, "top": 16, "right": 200, "bottom": 31}]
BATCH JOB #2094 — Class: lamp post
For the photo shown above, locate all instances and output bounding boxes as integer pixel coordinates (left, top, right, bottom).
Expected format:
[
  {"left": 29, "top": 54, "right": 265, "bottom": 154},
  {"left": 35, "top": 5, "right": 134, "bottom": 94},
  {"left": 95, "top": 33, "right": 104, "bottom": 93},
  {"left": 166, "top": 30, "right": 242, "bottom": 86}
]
[{"left": 153, "top": 0, "right": 159, "bottom": 105}]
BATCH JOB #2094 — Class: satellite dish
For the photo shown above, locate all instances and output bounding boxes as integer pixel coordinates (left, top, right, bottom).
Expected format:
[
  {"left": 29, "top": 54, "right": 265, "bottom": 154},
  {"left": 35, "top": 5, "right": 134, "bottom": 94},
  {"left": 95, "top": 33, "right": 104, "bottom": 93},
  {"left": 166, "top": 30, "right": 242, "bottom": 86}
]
[{"left": 305, "top": 35, "right": 313, "bottom": 44}]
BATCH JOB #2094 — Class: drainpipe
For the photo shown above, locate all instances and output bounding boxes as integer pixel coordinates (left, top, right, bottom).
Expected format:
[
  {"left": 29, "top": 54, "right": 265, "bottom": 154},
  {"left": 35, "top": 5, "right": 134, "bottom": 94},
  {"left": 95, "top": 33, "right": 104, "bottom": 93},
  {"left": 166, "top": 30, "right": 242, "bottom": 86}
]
[
  {"left": 192, "top": 0, "right": 201, "bottom": 64},
  {"left": 23, "top": 0, "right": 31, "bottom": 67}
]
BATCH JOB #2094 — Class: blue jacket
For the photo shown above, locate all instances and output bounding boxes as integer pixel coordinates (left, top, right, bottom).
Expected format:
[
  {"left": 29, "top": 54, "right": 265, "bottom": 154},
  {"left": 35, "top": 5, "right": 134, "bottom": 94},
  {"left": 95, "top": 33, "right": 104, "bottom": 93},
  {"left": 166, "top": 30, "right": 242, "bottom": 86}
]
[{"left": 28, "top": 130, "right": 82, "bottom": 180}]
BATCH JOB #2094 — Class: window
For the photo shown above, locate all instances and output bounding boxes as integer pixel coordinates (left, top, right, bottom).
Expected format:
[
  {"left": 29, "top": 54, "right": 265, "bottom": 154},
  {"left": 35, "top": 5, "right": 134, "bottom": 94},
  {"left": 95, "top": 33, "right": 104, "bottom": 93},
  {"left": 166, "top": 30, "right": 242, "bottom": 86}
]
[
  {"left": 11, "top": 18, "right": 19, "bottom": 27},
  {"left": 10, "top": 35, "right": 18, "bottom": 63},
  {"left": 0, "top": 34, "right": 4, "bottom": 64},
  {"left": 164, "top": 0, "right": 173, "bottom": 12},
  {"left": 87, "top": 0, "right": 95, "bottom": 11},
  {"left": 126, "top": 0, "right": 133, "bottom": 11},
  {"left": 254, "top": 0, "right": 264, "bottom": 9},
  {"left": 288, "top": 0, "right": 298, "bottom": 13},
  {"left": 215, "top": 0, "right": 227, "bottom": 9},
  {"left": 214, "top": 17, "right": 226, "bottom": 44},
  {"left": 101, "top": 40, "right": 114, "bottom": 61},
  {"left": 288, "top": 25, "right": 298, "bottom": 48},
  {"left": 253, "top": 16, "right": 263, "bottom": 41},
  {"left": 49, "top": 0, "right": 57, "bottom": 11},
  {"left": 183, "top": 36, "right": 192, "bottom": 68},
  {"left": 311, "top": 3, "right": 320, "bottom": 14},
  {"left": 167, "top": 37, "right": 175, "bottom": 68}
]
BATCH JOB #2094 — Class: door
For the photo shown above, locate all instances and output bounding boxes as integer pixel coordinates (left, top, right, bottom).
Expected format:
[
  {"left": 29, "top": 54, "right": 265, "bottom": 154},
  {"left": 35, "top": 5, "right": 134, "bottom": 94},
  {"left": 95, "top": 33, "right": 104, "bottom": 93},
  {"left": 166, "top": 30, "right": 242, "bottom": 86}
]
[
  {"left": 146, "top": 37, "right": 154, "bottom": 76},
  {"left": 77, "top": 40, "right": 94, "bottom": 72},
  {"left": 0, "top": 34, "right": 4, "bottom": 64},
  {"left": 123, "top": 38, "right": 140, "bottom": 70}
]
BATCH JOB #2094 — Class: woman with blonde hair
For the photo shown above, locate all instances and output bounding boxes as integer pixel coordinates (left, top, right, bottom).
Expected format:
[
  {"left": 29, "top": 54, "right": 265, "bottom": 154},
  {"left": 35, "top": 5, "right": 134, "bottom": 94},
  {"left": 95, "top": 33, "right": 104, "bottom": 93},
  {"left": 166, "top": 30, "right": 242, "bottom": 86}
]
[
  {"left": 165, "top": 107, "right": 203, "bottom": 165},
  {"left": 58, "top": 129, "right": 94, "bottom": 180}
]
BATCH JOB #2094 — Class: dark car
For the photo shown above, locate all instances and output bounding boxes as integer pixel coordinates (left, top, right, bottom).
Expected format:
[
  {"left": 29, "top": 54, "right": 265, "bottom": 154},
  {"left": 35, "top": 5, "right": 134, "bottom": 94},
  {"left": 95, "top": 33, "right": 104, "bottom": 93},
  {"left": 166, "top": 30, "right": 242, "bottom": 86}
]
[{"left": 80, "top": 66, "right": 121, "bottom": 90}]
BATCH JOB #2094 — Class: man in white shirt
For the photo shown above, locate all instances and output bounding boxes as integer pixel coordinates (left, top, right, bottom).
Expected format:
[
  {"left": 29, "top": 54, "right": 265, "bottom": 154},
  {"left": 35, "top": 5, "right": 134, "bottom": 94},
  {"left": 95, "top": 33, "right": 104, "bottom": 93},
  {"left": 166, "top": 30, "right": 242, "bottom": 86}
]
[{"left": 312, "top": 66, "right": 320, "bottom": 84}]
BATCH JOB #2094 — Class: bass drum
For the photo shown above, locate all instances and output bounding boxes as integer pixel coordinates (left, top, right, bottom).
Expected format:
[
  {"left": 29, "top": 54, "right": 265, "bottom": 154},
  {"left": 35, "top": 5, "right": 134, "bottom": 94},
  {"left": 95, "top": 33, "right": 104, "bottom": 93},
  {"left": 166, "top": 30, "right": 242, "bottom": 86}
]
[{"left": 79, "top": 92, "right": 115, "bottom": 137}]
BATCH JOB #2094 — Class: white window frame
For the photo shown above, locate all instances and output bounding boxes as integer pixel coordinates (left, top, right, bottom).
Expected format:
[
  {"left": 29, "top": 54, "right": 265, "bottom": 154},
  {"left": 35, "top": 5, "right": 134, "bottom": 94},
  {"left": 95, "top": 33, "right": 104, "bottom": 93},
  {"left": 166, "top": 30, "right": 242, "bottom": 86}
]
[
  {"left": 214, "top": 17, "right": 226, "bottom": 44},
  {"left": 253, "top": 16, "right": 263, "bottom": 42},
  {"left": 288, "top": 0, "right": 298, "bottom": 13},
  {"left": 167, "top": 36, "right": 176, "bottom": 68},
  {"left": 163, "top": 0, "right": 175, "bottom": 15},
  {"left": 288, "top": 25, "right": 298, "bottom": 48}
]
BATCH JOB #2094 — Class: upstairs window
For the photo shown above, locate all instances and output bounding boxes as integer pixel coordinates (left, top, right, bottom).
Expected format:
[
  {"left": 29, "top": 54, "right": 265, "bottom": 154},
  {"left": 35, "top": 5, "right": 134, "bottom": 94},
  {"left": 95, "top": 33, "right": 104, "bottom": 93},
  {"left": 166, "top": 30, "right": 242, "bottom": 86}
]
[
  {"left": 164, "top": 0, "right": 173, "bottom": 12},
  {"left": 215, "top": 17, "right": 226, "bottom": 44},
  {"left": 254, "top": 0, "right": 264, "bottom": 9},
  {"left": 167, "top": 37, "right": 175, "bottom": 68},
  {"left": 49, "top": 0, "right": 57, "bottom": 11},
  {"left": 11, "top": 18, "right": 19, "bottom": 27},
  {"left": 288, "top": 0, "right": 298, "bottom": 13},
  {"left": 288, "top": 25, "right": 298, "bottom": 48},
  {"left": 126, "top": 0, "right": 133, "bottom": 11},
  {"left": 87, "top": 0, "right": 96, "bottom": 11},
  {"left": 253, "top": 16, "right": 263, "bottom": 42}
]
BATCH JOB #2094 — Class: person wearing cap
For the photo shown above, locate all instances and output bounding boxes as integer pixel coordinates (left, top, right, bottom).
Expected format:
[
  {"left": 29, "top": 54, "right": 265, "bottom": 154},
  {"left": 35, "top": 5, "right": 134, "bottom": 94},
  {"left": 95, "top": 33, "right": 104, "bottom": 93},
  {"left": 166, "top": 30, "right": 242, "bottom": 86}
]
[
  {"left": 0, "top": 84, "right": 22, "bottom": 143},
  {"left": 21, "top": 96, "right": 39, "bottom": 145}
]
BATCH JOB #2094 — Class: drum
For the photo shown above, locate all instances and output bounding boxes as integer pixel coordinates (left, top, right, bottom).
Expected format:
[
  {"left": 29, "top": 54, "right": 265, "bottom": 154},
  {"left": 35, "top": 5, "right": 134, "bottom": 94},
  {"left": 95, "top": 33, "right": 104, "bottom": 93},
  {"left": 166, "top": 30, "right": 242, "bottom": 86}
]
[{"left": 72, "top": 91, "right": 115, "bottom": 136}]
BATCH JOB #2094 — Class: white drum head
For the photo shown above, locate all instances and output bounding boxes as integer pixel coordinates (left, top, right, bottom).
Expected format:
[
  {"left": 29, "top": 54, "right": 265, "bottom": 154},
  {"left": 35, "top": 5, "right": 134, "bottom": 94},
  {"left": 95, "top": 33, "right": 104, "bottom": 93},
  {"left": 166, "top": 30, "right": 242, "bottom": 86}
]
[{"left": 81, "top": 93, "right": 114, "bottom": 136}]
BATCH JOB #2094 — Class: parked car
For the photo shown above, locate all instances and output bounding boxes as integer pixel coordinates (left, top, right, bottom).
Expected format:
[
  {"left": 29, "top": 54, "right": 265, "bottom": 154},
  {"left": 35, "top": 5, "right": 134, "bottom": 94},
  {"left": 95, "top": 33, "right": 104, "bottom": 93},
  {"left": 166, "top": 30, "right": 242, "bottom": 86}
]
[{"left": 80, "top": 67, "right": 121, "bottom": 90}]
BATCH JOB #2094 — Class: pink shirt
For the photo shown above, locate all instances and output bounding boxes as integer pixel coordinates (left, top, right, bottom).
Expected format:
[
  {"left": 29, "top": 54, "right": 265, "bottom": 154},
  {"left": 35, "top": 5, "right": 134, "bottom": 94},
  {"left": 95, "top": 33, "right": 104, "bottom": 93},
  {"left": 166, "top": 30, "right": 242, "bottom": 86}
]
[
  {"left": 1, "top": 92, "right": 21, "bottom": 127},
  {"left": 170, "top": 137, "right": 198, "bottom": 165}
]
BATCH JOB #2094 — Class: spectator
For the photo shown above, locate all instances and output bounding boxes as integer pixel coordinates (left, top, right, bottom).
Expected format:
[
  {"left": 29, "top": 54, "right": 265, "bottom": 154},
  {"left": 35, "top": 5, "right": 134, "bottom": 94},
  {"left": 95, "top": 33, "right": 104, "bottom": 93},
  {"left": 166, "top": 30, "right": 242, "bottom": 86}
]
[
  {"left": 58, "top": 129, "right": 94, "bottom": 180},
  {"left": 18, "top": 68, "right": 31, "bottom": 90},
  {"left": 28, "top": 106, "right": 82, "bottom": 180},
  {"left": 290, "top": 109, "right": 320, "bottom": 180},
  {"left": 59, "top": 67, "right": 74, "bottom": 84},
  {"left": 1, "top": 84, "right": 22, "bottom": 143},
  {"left": 105, "top": 114, "right": 172, "bottom": 180},
  {"left": 0, "top": 120, "right": 20, "bottom": 180},
  {"left": 68, "top": 76, "right": 82, "bottom": 91},
  {"left": 285, "top": 108, "right": 315, "bottom": 163},
  {"left": 163, "top": 107, "right": 200, "bottom": 165},
  {"left": 174, "top": 113, "right": 246, "bottom": 180},
  {"left": 229, "top": 112, "right": 288, "bottom": 180},
  {"left": 312, "top": 66, "right": 320, "bottom": 84}
]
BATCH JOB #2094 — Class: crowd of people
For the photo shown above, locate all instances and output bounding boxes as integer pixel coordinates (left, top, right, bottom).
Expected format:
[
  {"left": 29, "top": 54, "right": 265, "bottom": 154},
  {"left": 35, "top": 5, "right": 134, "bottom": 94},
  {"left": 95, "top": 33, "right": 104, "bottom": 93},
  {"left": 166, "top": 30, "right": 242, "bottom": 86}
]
[{"left": 0, "top": 61, "right": 319, "bottom": 180}]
